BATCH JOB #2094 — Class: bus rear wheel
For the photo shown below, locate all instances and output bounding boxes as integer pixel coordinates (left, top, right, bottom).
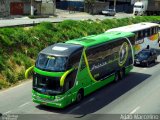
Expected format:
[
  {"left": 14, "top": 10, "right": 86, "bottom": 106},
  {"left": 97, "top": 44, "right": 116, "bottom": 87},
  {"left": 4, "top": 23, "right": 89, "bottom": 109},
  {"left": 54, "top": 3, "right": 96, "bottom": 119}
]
[
  {"left": 76, "top": 90, "right": 84, "bottom": 103},
  {"left": 119, "top": 69, "right": 125, "bottom": 79},
  {"left": 114, "top": 72, "right": 119, "bottom": 82}
]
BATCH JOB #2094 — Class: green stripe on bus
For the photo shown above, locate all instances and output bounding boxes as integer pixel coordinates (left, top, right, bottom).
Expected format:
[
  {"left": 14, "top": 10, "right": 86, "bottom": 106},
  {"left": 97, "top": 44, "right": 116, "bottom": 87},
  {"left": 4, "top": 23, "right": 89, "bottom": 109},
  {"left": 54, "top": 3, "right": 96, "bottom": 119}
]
[
  {"left": 34, "top": 67, "right": 64, "bottom": 77},
  {"left": 83, "top": 49, "right": 97, "bottom": 82}
]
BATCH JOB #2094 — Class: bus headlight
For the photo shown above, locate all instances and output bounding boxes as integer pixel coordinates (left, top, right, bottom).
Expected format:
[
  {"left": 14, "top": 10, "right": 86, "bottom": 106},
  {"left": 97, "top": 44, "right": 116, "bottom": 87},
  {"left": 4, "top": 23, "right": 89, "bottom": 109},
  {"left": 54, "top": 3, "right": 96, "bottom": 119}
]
[{"left": 55, "top": 96, "right": 65, "bottom": 101}]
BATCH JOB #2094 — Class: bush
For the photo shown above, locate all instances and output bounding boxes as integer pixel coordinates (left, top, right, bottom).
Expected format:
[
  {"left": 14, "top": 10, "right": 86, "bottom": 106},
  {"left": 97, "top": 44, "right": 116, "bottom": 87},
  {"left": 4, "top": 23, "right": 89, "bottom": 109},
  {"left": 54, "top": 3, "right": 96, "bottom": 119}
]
[{"left": 1, "top": 16, "right": 160, "bottom": 89}]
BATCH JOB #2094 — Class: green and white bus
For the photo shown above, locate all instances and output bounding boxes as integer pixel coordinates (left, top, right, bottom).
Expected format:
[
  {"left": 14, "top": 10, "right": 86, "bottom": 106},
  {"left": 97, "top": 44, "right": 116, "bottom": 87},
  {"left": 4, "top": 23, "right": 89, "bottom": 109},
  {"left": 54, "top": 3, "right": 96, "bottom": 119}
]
[
  {"left": 106, "top": 22, "right": 160, "bottom": 54},
  {"left": 32, "top": 31, "right": 135, "bottom": 108}
]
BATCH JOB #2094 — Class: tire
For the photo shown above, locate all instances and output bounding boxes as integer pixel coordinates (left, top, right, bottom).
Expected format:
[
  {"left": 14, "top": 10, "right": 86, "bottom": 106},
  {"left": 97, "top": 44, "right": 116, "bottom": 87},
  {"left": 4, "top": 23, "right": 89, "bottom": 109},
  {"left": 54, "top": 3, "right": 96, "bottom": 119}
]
[
  {"left": 153, "top": 59, "right": 156, "bottom": 64},
  {"left": 114, "top": 72, "right": 119, "bottom": 82},
  {"left": 119, "top": 69, "right": 125, "bottom": 80},
  {"left": 76, "top": 90, "right": 83, "bottom": 103},
  {"left": 146, "top": 62, "right": 149, "bottom": 67}
]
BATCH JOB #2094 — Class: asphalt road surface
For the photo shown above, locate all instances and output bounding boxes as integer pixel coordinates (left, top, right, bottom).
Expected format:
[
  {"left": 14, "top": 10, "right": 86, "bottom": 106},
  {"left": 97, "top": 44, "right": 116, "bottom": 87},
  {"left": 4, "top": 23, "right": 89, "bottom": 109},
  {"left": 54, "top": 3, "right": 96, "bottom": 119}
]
[{"left": 1, "top": 56, "right": 160, "bottom": 120}]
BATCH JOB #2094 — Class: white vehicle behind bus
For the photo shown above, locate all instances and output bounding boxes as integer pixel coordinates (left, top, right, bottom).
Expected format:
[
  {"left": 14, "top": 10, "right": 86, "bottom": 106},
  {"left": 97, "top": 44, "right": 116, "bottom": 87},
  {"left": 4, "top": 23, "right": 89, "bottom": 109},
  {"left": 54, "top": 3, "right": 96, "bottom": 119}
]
[
  {"left": 106, "top": 22, "right": 160, "bottom": 54},
  {"left": 133, "top": 0, "right": 160, "bottom": 16},
  {"left": 133, "top": 0, "right": 148, "bottom": 16}
]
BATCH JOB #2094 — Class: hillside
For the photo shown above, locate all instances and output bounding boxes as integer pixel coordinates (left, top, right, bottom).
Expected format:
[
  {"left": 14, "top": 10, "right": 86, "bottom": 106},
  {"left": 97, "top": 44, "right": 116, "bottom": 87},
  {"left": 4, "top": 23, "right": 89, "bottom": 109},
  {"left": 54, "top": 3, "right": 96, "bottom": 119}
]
[{"left": 0, "top": 16, "right": 160, "bottom": 89}]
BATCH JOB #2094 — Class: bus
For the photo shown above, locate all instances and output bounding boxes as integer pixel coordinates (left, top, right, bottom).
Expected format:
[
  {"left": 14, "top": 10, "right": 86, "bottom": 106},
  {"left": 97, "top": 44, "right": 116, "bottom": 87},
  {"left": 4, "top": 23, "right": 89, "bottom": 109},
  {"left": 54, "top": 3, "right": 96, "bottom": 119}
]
[
  {"left": 106, "top": 22, "right": 160, "bottom": 54},
  {"left": 31, "top": 31, "right": 135, "bottom": 108}
]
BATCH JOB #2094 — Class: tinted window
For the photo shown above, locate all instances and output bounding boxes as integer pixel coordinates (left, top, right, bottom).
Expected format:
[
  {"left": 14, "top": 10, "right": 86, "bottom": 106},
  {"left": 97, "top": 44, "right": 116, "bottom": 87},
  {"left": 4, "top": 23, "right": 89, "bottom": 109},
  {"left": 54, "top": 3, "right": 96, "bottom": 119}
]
[
  {"left": 86, "top": 37, "right": 134, "bottom": 80},
  {"left": 68, "top": 50, "right": 82, "bottom": 69},
  {"left": 36, "top": 54, "right": 68, "bottom": 72}
]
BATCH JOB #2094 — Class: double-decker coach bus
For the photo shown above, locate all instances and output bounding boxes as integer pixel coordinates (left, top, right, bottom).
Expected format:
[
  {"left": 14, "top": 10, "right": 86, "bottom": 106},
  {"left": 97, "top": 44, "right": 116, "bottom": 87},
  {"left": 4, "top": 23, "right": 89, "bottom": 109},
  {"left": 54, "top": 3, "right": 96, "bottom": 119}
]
[
  {"left": 106, "top": 22, "right": 160, "bottom": 54},
  {"left": 31, "top": 31, "right": 135, "bottom": 108}
]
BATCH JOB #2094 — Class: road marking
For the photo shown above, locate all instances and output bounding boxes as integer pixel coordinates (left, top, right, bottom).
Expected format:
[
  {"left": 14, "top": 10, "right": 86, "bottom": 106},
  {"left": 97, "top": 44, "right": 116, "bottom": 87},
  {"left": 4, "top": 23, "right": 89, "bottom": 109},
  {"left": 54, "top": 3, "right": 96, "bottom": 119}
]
[
  {"left": 83, "top": 97, "right": 95, "bottom": 105},
  {"left": 18, "top": 102, "right": 30, "bottom": 108},
  {"left": 130, "top": 106, "right": 140, "bottom": 114},
  {"left": 0, "top": 80, "right": 32, "bottom": 94},
  {"left": 67, "top": 106, "right": 80, "bottom": 114},
  {"left": 67, "top": 98, "right": 95, "bottom": 114},
  {"left": 4, "top": 111, "right": 11, "bottom": 114},
  {"left": 88, "top": 98, "right": 95, "bottom": 102}
]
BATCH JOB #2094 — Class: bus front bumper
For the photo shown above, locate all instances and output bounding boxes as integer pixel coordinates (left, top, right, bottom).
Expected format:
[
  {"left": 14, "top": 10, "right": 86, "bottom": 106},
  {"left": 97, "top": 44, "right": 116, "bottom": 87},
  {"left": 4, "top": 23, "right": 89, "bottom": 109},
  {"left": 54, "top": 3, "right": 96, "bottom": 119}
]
[{"left": 32, "top": 91, "right": 66, "bottom": 108}]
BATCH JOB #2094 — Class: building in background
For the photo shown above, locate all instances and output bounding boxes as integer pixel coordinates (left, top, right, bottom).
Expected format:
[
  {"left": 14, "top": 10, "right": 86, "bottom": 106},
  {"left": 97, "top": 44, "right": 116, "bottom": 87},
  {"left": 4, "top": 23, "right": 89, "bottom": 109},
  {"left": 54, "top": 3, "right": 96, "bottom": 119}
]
[
  {"left": 0, "top": 0, "right": 10, "bottom": 17},
  {"left": 0, "top": 0, "right": 55, "bottom": 17},
  {"left": 56, "top": 0, "right": 109, "bottom": 14},
  {"left": 105, "top": 0, "right": 134, "bottom": 13},
  {"left": 35, "top": 0, "right": 56, "bottom": 15},
  {"left": 56, "top": 0, "right": 84, "bottom": 11},
  {"left": 56, "top": 0, "right": 134, "bottom": 13}
]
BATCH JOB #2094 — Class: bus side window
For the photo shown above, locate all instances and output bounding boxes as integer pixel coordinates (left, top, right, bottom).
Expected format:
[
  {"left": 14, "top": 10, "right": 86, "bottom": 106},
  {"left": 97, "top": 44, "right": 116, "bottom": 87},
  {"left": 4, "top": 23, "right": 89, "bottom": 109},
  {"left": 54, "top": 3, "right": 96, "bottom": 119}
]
[
  {"left": 151, "top": 27, "right": 154, "bottom": 35},
  {"left": 147, "top": 29, "right": 151, "bottom": 36},
  {"left": 138, "top": 31, "right": 143, "bottom": 39},
  {"left": 144, "top": 29, "right": 150, "bottom": 37},
  {"left": 153, "top": 27, "right": 157, "bottom": 34},
  {"left": 68, "top": 50, "right": 82, "bottom": 69},
  {"left": 134, "top": 32, "right": 138, "bottom": 40},
  {"left": 156, "top": 27, "right": 158, "bottom": 33}
]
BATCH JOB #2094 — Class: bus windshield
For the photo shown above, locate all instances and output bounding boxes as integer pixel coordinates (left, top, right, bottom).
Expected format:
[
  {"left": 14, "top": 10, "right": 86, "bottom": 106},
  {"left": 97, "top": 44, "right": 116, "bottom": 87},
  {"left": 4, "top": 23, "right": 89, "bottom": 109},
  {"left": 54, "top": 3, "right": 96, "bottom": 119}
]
[{"left": 36, "top": 53, "right": 68, "bottom": 72}]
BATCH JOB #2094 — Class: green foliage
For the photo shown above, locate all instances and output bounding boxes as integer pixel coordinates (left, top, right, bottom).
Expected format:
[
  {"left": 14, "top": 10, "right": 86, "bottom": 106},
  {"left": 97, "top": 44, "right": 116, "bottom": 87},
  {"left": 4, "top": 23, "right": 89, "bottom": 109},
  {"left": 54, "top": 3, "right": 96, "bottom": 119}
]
[
  {"left": 13, "top": 52, "right": 32, "bottom": 69},
  {"left": 3, "top": 68, "right": 16, "bottom": 84},
  {"left": 1, "top": 16, "right": 160, "bottom": 89}
]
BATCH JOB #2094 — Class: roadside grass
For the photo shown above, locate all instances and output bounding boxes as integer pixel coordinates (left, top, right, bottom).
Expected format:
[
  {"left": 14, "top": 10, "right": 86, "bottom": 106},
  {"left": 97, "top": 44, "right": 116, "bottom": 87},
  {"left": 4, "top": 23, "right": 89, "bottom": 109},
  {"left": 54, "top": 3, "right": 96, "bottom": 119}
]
[{"left": 0, "top": 16, "right": 160, "bottom": 89}]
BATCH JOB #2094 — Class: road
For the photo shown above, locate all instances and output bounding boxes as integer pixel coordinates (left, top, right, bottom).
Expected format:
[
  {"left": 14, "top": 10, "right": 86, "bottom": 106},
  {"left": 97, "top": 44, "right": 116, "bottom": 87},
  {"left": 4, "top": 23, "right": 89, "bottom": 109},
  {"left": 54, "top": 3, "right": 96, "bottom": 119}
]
[
  {"left": 0, "top": 56, "right": 160, "bottom": 120},
  {"left": 0, "top": 13, "right": 133, "bottom": 27}
]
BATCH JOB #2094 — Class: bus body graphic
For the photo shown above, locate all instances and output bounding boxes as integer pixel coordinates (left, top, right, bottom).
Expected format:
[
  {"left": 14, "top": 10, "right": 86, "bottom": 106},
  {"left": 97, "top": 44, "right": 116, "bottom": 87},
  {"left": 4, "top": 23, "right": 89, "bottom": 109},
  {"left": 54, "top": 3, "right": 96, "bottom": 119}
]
[{"left": 32, "top": 32, "right": 135, "bottom": 108}]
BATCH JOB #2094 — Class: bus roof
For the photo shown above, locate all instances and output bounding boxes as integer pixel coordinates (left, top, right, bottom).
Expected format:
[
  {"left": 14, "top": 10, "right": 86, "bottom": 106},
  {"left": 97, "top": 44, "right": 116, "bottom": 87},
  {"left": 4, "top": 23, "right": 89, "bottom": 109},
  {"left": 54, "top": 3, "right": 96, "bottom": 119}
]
[
  {"left": 66, "top": 31, "right": 134, "bottom": 47},
  {"left": 40, "top": 43, "right": 83, "bottom": 57},
  {"left": 106, "top": 22, "right": 159, "bottom": 33}
]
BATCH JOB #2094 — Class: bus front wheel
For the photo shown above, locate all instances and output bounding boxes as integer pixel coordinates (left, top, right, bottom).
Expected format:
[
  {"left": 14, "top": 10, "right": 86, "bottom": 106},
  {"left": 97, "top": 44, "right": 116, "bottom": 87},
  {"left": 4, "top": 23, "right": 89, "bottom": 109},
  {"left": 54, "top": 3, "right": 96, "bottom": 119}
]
[{"left": 76, "top": 90, "right": 84, "bottom": 103}]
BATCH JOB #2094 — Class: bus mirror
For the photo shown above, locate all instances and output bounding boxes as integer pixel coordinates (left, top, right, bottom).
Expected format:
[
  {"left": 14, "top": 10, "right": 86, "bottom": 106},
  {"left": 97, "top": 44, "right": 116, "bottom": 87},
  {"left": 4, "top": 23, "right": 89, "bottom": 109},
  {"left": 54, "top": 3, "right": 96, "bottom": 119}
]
[{"left": 25, "top": 65, "right": 35, "bottom": 79}]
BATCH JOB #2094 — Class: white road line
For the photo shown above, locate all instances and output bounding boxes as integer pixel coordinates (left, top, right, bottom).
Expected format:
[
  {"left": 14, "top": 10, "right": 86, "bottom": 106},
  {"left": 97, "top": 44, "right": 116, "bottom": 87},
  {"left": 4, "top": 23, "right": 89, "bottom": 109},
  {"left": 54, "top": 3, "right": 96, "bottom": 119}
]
[
  {"left": 130, "top": 106, "right": 140, "bottom": 114},
  {"left": 0, "top": 80, "right": 32, "bottom": 94},
  {"left": 83, "top": 98, "right": 95, "bottom": 105},
  {"left": 67, "top": 106, "right": 80, "bottom": 114},
  {"left": 18, "top": 102, "right": 30, "bottom": 108},
  {"left": 4, "top": 111, "right": 11, "bottom": 114},
  {"left": 88, "top": 98, "right": 95, "bottom": 102},
  {"left": 67, "top": 98, "right": 95, "bottom": 114}
]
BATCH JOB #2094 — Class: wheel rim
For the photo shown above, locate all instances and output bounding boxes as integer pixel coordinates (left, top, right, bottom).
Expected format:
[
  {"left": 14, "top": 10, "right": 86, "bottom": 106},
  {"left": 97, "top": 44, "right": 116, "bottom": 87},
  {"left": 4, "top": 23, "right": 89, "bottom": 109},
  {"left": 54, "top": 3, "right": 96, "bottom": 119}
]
[
  {"left": 146, "top": 62, "right": 149, "bottom": 67},
  {"left": 120, "top": 71, "right": 123, "bottom": 79},
  {"left": 77, "top": 93, "right": 82, "bottom": 102},
  {"left": 115, "top": 73, "right": 119, "bottom": 81}
]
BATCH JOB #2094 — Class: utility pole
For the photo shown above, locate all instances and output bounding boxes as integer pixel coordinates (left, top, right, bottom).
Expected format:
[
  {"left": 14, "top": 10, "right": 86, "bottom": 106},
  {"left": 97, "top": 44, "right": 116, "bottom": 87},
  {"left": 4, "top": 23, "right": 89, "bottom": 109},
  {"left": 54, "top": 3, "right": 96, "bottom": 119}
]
[
  {"left": 114, "top": 0, "right": 116, "bottom": 11},
  {"left": 31, "top": 0, "right": 34, "bottom": 15}
]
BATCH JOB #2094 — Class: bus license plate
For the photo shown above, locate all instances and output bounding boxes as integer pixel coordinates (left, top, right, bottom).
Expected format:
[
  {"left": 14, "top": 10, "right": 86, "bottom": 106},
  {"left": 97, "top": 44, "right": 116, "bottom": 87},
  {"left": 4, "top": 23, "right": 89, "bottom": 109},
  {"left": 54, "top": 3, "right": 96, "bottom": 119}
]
[{"left": 41, "top": 102, "right": 47, "bottom": 105}]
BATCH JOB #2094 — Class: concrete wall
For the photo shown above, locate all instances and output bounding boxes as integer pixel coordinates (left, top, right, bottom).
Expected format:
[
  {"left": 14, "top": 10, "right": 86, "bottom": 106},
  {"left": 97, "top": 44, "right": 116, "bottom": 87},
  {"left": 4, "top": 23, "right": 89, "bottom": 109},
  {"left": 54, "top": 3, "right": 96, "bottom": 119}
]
[
  {"left": 9, "top": 0, "right": 55, "bottom": 15},
  {"left": 85, "top": 2, "right": 109, "bottom": 14},
  {"left": 0, "top": 0, "right": 10, "bottom": 17},
  {"left": 41, "top": 3, "right": 55, "bottom": 15}
]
